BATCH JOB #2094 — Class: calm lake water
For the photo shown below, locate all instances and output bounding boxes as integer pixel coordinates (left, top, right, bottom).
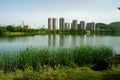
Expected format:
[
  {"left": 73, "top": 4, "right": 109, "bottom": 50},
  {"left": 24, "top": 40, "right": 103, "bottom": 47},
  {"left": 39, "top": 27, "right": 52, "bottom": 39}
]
[{"left": 0, "top": 34, "right": 120, "bottom": 54}]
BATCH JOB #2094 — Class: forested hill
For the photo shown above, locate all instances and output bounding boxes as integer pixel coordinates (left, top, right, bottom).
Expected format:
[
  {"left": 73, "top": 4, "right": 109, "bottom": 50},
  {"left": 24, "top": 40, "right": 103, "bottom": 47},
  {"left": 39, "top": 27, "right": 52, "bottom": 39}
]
[
  {"left": 96, "top": 22, "right": 120, "bottom": 30},
  {"left": 109, "top": 22, "right": 120, "bottom": 30}
]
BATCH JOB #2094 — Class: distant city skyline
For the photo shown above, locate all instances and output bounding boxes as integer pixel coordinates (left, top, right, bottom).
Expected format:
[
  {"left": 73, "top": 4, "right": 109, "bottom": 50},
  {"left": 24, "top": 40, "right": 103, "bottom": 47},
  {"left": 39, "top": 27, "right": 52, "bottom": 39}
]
[
  {"left": 0, "top": 0, "right": 120, "bottom": 28},
  {"left": 48, "top": 18, "right": 95, "bottom": 30}
]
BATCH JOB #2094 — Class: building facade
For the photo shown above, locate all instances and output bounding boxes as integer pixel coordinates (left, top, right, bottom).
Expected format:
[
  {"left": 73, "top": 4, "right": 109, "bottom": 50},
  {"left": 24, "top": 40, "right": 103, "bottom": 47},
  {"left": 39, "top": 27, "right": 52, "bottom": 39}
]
[
  {"left": 48, "top": 18, "right": 53, "bottom": 30},
  {"left": 80, "top": 21, "right": 85, "bottom": 30},
  {"left": 53, "top": 18, "right": 57, "bottom": 30},
  {"left": 59, "top": 18, "right": 65, "bottom": 30},
  {"left": 48, "top": 17, "right": 95, "bottom": 30},
  {"left": 48, "top": 18, "right": 58, "bottom": 30},
  {"left": 65, "top": 23, "right": 70, "bottom": 30},
  {"left": 23, "top": 25, "right": 32, "bottom": 29},
  {"left": 86, "top": 22, "right": 95, "bottom": 30},
  {"left": 72, "top": 20, "right": 78, "bottom": 29}
]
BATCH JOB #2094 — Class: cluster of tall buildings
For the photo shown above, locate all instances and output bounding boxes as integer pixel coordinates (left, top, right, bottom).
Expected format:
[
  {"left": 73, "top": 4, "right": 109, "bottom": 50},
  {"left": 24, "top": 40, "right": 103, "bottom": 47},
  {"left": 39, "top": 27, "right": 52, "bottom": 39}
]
[
  {"left": 48, "top": 18, "right": 96, "bottom": 30},
  {"left": 48, "top": 18, "right": 58, "bottom": 30}
]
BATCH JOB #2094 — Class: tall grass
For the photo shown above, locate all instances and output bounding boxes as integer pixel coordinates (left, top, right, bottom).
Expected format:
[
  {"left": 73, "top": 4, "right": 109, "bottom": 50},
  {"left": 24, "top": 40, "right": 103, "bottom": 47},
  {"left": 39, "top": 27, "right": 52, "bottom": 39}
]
[{"left": 0, "top": 46, "right": 113, "bottom": 72}]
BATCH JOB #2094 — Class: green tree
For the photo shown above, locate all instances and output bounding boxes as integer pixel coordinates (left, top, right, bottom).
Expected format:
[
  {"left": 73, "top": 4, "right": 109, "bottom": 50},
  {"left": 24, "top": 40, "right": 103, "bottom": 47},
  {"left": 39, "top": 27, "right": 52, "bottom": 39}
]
[
  {"left": 6, "top": 25, "right": 17, "bottom": 32},
  {"left": 0, "top": 26, "right": 6, "bottom": 34}
]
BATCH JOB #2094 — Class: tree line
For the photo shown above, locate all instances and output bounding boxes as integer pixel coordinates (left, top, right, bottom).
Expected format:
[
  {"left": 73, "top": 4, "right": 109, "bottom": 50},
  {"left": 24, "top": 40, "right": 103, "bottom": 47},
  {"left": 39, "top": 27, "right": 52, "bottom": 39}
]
[
  {"left": 1, "top": 22, "right": 120, "bottom": 35},
  {"left": 0, "top": 25, "right": 37, "bottom": 35}
]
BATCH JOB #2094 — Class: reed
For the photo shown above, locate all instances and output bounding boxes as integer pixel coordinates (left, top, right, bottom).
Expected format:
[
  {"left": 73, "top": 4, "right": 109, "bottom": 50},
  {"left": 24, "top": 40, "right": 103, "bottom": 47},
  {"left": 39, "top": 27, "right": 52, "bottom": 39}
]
[{"left": 0, "top": 46, "right": 113, "bottom": 72}]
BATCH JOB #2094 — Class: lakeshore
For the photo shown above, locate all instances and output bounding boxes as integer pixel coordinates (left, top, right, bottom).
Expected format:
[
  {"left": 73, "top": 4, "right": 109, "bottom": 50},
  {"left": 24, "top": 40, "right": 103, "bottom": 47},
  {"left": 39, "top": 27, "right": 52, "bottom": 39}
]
[
  {"left": 0, "top": 46, "right": 119, "bottom": 80},
  {"left": 0, "top": 65, "right": 120, "bottom": 80}
]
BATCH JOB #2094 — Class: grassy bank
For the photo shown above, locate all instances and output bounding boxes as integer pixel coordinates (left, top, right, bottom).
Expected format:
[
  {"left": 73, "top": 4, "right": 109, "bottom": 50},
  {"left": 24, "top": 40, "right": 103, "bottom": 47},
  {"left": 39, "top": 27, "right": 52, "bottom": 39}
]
[
  {"left": 0, "top": 46, "right": 113, "bottom": 72},
  {"left": 0, "top": 46, "right": 119, "bottom": 80},
  {"left": 0, "top": 65, "right": 120, "bottom": 80}
]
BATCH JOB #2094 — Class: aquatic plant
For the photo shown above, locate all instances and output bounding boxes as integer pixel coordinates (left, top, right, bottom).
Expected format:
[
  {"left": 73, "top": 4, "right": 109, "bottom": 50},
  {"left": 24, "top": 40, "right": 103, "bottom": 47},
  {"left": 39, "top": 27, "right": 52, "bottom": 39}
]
[{"left": 0, "top": 46, "right": 113, "bottom": 72}]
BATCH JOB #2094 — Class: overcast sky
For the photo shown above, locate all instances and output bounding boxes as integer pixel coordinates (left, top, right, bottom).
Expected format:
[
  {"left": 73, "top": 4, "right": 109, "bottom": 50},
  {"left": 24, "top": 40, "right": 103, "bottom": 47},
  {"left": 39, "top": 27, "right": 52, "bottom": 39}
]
[{"left": 0, "top": 0, "right": 120, "bottom": 28}]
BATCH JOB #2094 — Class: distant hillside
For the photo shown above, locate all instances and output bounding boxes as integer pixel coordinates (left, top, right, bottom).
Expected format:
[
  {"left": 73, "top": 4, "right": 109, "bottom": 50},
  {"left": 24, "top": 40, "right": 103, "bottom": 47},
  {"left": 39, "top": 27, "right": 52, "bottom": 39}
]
[
  {"left": 109, "top": 22, "right": 120, "bottom": 30},
  {"left": 96, "top": 23, "right": 111, "bottom": 30},
  {"left": 96, "top": 22, "right": 120, "bottom": 30}
]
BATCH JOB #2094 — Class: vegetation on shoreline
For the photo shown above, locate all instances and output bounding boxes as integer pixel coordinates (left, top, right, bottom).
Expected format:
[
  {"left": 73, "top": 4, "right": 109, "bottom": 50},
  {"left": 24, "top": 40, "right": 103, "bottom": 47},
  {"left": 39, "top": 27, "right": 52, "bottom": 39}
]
[
  {"left": 0, "top": 65, "right": 120, "bottom": 80},
  {"left": 96, "top": 22, "right": 120, "bottom": 30},
  {"left": 1, "top": 25, "right": 120, "bottom": 36},
  {"left": 0, "top": 46, "right": 120, "bottom": 80},
  {"left": 0, "top": 46, "right": 113, "bottom": 72}
]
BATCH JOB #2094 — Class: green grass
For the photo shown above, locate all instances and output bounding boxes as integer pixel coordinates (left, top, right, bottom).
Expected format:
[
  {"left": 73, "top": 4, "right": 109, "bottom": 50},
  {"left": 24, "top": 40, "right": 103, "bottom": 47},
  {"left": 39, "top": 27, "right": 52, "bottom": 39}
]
[
  {"left": 0, "top": 65, "right": 120, "bottom": 80},
  {"left": 0, "top": 46, "right": 119, "bottom": 80},
  {"left": 0, "top": 45, "right": 113, "bottom": 72}
]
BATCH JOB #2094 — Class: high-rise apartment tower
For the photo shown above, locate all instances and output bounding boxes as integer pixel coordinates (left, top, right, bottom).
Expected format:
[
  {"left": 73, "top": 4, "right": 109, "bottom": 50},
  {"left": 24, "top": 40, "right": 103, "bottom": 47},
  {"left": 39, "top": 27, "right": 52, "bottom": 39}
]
[
  {"left": 48, "top": 18, "right": 53, "bottom": 30},
  {"left": 59, "top": 18, "right": 65, "bottom": 30},
  {"left": 72, "top": 20, "right": 78, "bottom": 29},
  {"left": 53, "top": 18, "right": 57, "bottom": 30}
]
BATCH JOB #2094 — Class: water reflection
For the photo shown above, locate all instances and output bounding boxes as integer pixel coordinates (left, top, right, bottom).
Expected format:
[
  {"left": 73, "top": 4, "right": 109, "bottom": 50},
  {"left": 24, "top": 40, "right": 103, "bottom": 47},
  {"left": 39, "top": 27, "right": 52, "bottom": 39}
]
[
  {"left": 59, "top": 35, "right": 71, "bottom": 47},
  {"left": 48, "top": 34, "right": 96, "bottom": 47},
  {"left": 48, "top": 34, "right": 52, "bottom": 47},
  {"left": 53, "top": 35, "right": 56, "bottom": 47},
  {"left": 71, "top": 35, "right": 77, "bottom": 47},
  {"left": 0, "top": 34, "right": 120, "bottom": 54},
  {"left": 84, "top": 35, "right": 87, "bottom": 45},
  {"left": 93, "top": 34, "right": 96, "bottom": 46},
  {"left": 0, "top": 36, "right": 34, "bottom": 43},
  {"left": 59, "top": 35, "right": 64, "bottom": 47},
  {"left": 48, "top": 34, "right": 57, "bottom": 47}
]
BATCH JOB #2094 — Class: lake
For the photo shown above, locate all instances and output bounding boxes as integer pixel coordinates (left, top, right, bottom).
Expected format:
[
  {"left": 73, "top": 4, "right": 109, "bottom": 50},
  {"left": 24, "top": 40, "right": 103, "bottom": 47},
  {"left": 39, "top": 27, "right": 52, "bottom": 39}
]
[{"left": 0, "top": 34, "right": 120, "bottom": 54}]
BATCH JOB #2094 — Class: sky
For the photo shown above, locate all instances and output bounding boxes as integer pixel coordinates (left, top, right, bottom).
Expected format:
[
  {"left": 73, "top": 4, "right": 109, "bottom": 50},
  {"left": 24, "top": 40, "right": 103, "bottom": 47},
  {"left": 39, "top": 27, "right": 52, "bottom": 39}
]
[{"left": 0, "top": 0, "right": 120, "bottom": 28}]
